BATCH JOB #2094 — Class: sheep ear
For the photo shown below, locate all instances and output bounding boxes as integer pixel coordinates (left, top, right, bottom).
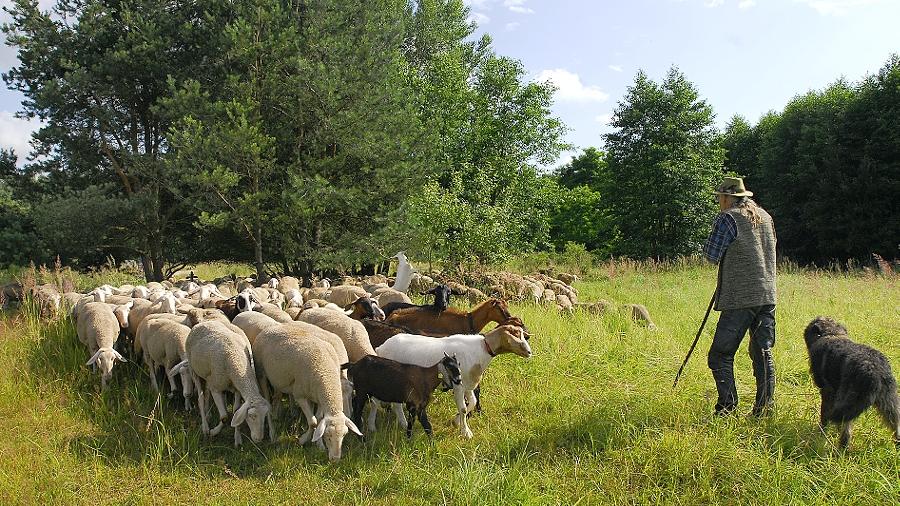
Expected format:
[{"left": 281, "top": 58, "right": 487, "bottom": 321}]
[
  {"left": 312, "top": 419, "right": 327, "bottom": 442},
  {"left": 231, "top": 402, "right": 250, "bottom": 427},
  {"left": 86, "top": 350, "right": 102, "bottom": 366},
  {"left": 345, "top": 415, "right": 363, "bottom": 436},
  {"left": 112, "top": 349, "right": 127, "bottom": 363},
  {"left": 124, "top": 300, "right": 134, "bottom": 309}
]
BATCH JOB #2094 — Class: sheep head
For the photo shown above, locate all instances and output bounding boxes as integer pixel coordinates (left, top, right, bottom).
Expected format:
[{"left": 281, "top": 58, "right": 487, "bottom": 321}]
[
  {"left": 113, "top": 301, "right": 134, "bottom": 328},
  {"left": 313, "top": 414, "right": 362, "bottom": 462},
  {"left": 86, "top": 347, "right": 127, "bottom": 386},
  {"left": 231, "top": 397, "right": 271, "bottom": 443}
]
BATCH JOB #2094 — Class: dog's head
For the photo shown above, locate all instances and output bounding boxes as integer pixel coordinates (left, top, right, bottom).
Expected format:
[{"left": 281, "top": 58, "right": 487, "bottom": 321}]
[{"left": 803, "top": 316, "right": 849, "bottom": 348}]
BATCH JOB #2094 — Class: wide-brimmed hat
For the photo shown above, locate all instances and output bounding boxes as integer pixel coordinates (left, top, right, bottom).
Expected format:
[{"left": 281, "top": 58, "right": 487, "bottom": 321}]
[{"left": 714, "top": 176, "right": 753, "bottom": 197}]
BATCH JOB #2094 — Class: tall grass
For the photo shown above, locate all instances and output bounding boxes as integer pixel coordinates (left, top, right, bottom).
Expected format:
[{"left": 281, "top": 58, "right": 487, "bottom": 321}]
[{"left": 0, "top": 264, "right": 897, "bottom": 504}]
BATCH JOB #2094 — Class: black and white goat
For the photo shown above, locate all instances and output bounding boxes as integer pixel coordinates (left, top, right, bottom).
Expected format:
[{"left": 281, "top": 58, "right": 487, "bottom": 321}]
[
  {"left": 381, "top": 284, "right": 453, "bottom": 317},
  {"left": 342, "top": 353, "right": 461, "bottom": 438}
]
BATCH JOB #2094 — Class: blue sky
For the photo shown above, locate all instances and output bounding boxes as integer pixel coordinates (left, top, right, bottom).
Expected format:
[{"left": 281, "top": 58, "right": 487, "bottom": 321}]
[{"left": 2, "top": 0, "right": 899, "bottom": 168}]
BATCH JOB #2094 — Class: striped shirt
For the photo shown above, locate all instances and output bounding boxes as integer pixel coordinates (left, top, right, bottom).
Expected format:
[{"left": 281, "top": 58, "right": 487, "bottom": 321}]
[{"left": 703, "top": 213, "right": 737, "bottom": 263}]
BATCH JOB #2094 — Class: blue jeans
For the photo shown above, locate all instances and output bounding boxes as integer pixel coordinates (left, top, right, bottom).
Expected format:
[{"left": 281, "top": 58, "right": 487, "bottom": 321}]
[{"left": 707, "top": 304, "right": 776, "bottom": 414}]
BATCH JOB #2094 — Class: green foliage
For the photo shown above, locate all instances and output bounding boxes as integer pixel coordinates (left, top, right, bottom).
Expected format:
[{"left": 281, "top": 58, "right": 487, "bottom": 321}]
[
  {"left": 726, "top": 55, "right": 900, "bottom": 263},
  {"left": 548, "top": 184, "right": 613, "bottom": 252},
  {"left": 555, "top": 147, "right": 608, "bottom": 190},
  {"left": 603, "top": 68, "right": 724, "bottom": 259}
]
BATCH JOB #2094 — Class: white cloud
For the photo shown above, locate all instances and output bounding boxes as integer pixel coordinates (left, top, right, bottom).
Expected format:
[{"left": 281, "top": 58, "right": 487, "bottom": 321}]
[
  {"left": 505, "top": 22, "right": 520, "bottom": 31},
  {"left": 608, "top": 64, "right": 623, "bottom": 72},
  {"left": 467, "top": 11, "right": 490, "bottom": 25},
  {"left": 0, "top": 111, "right": 42, "bottom": 166},
  {"left": 595, "top": 113, "right": 614, "bottom": 125},
  {"left": 504, "top": 0, "right": 535, "bottom": 14},
  {"left": 463, "top": 0, "right": 491, "bottom": 7},
  {"left": 535, "top": 69, "right": 609, "bottom": 102},
  {"left": 738, "top": 0, "right": 757, "bottom": 8},
  {"left": 794, "top": 0, "right": 883, "bottom": 15},
  {"left": 705, "top": 0, "right": 724, "bottom": 6}
]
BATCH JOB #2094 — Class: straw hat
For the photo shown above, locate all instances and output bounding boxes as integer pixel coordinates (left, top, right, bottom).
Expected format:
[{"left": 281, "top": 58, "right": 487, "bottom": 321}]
[{"left": 714, "top": 176, "right": 753, "bottom": 197}]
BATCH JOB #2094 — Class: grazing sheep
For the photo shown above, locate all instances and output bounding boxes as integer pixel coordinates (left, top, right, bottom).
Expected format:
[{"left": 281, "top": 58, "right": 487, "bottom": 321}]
[
  {"left": 804, "top": 316, "right": 900, "bottom": 449},
  {"left": 624, "top": 304, "right": 658, "bottom": 330},
  {"left": 77, "top": 302, "right": 128, "bottom": 391},
  {"left": 284, "top": 288, "right": 304, "bottom": 308},
  {"left": 328, "top": 285, "right": 369, "bottom": 308},
  {"left": 343, "top": 354, "right": 462, "bottom": 438},
  {"left": 252, "top": 324, "right": 362, "bottom": 461},
  {"left": 278, "top": 276, "right": 301, "bottom": 293},
  {"left": 558, "top": 273, "right": 578, "bottom": 285},
  {"left": 127, "top": 294, "right": 178, "bottom": 341},
  {"left": 255, "top": 302, "right": 294, "bottom": 323},
  {"left": 373, "top": 288, "right": 413, "bottom": 307},
  {"left": 556, "top": 294, "right": 573, "bottom": 312},
  {"left": 138, "top": 318, "right": 193, "bottom": 408},
  {"left": 170, "top": 321, "right": 270, "bottom": 447},
  {"left": 306, "top": 287, "right": 330, "bottom": 300},
  {"left": 391, "top": 251, "right": 415, "bottom": 293},
  {"left": 376, "top": 324, "right": 532, "bottom": 438},
  {"left": 232, "top": 311, "right": 280, "bottom": 344},
  {"left": 297, "top": 307, "right": 375, "bottom": 361}
]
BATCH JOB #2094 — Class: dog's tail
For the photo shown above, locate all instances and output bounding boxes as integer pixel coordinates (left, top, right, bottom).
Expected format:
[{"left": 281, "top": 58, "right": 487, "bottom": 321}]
[{"left": 873, "top": 374, "right": 900, "bottom": 442}]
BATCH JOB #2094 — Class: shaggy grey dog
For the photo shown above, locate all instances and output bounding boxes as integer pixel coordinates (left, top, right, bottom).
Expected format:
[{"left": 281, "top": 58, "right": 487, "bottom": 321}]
[{"left": 804, "top": 316, "right": 900, "bottom": 449}]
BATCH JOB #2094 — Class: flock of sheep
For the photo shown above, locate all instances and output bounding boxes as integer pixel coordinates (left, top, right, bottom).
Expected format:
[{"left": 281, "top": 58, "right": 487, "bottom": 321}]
[{"left": 33, "top": 253, "right": 544, "bottom": 461}]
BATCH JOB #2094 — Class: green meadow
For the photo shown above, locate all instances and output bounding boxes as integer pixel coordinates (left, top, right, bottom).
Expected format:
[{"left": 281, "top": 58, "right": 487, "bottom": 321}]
[{"left": 1, "top": 262, "right": 898, "bottom": 505}]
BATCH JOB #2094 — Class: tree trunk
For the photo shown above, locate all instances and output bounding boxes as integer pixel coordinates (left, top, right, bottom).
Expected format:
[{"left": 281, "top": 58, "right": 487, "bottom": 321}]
[{"left": 254, "top": 221, "right": 264, "bottom": 280}]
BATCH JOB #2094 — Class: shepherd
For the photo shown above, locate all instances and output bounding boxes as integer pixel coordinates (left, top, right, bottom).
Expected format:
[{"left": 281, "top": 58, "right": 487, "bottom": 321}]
[{"left": 703, "top": 176, "right": 777, "bottom": 417}]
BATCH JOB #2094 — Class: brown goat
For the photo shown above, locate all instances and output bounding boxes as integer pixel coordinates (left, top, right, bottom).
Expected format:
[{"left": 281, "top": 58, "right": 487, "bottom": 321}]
[{"left": 384, "top": 298, "right": 515, "bottom": 337}]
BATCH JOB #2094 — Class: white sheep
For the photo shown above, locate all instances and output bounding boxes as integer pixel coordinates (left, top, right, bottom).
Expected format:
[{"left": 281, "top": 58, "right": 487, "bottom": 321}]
[
  {"left": 252, "top": 323, "right": 361, "bottom": 461},
  {"left": 77, "top": 302, "right": 128, "bottom": 391},
  {"left": 169, "top": 321, "right": 269, "bottom": 447},
  {"left": 375, "top": 324, "right": 531, "bottom": 438},
  {"left": 138, "top": 318, "right": 194, "bottom": 408},
  {"left": 296, "top": 307, "right": 375, "bottom": 361},
  {"left": 232, "top": 311, "right": 280, "bottom": 344},
  {"left": 284, "top": 288, "right": 304, "bottom": 308},
  {"left": 372, "top": 287, "right": 412, "bottom": 307},
  {"left": 256, "top": 302, "right": 294, "bottom": 323},
  {"left": 391, "top": 251, "right": 414, "bottom": 294},
  {"left": 327, "top": 285, "right": 368, "bottom": 308}
]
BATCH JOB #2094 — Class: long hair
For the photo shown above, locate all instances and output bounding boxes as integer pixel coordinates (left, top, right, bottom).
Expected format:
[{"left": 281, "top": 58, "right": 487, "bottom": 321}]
[{"left": 733, "top": 197, "right": 764, "bottom": 227}]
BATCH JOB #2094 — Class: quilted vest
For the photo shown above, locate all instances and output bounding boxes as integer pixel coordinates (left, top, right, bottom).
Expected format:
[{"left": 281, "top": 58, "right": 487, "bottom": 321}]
[{"left": 715, "top": 206, "right": 777, "bottom": 311}]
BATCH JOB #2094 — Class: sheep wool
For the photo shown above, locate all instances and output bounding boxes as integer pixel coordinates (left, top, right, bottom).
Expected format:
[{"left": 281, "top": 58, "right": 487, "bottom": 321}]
[{"left": 297, "top": 307, "right": 375, "bottom": 361}]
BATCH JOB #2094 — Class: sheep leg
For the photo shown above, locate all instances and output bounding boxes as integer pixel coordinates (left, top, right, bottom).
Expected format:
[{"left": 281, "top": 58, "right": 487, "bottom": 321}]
[
  {"left": 296, "top": 398, "right": 317, "bottom": 445},
  {"left": 165, "top": 366, "right": 179, "bottom": 399},
  {"left": 146, "top": 356, "right": 160, "bottom": 392},
  {"left": 209, "top": 390, "right": 228, "bottom": 437},
  {"left": 194, "top": 375, "right": 210, "bottom": 435},
  {"left": 464, "top": 390, "right": 478, "bottom": 415},
  {"left": 313, "top": 406, "right": 326, "bottom": 450},
  {"left": 180, "top": 370, "right": 193, "bottom": 411},
  {"left": 392, "top": 403, "right": 409, "bottom": 430},
  {"left": 233, "top": 391, "right": 243, "bottom": 447}
]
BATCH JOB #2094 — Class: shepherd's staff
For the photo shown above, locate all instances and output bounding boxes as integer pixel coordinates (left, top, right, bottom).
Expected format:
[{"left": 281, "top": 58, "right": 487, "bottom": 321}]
[
  {"left": 673, "top": 251, "right": 725, "bottom": 388},
  {"left": 672, "top": 288, "right": 717, "bottom": 388}
]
